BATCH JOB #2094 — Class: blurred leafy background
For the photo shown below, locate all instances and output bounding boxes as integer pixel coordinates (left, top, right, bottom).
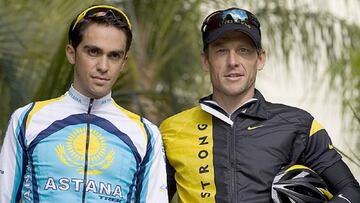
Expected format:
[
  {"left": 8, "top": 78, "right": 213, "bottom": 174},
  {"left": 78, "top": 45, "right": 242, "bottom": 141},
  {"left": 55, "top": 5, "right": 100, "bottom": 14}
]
[{"left": 0, "top": 0, "right": 359, "bottom": 185}]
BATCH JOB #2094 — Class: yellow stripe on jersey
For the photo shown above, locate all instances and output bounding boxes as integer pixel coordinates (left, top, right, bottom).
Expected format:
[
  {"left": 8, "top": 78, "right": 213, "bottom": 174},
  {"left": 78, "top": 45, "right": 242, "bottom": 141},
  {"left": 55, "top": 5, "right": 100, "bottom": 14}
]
[
  {"left": 26, "top": 95, "right": 65, "bottom": 130},
  {"left": 309, "top": 120, "right": 324, "bottom": 136},
  {"left": 161, "top": 106, "right": 216, "bottom": 203},
  {"left": 112, "top": 100, "right": 147, "bottom": 143}
]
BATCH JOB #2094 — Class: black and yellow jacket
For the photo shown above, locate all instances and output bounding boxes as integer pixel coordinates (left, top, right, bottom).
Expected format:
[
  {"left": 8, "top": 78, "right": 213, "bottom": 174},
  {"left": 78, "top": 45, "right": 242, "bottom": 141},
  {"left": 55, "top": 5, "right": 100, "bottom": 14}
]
[{"left": 160, "top": 90, "right": 359, "bottom": 203}]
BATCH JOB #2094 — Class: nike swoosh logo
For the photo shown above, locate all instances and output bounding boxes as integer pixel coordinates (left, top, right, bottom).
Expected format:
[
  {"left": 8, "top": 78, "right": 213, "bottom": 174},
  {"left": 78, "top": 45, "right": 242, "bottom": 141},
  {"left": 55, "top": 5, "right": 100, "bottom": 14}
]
[
  {"left": 338, "top": 194, "right": 351, "bottom": 203},
  {"left": 247, "top": 125, "right": 264, "bottom": 131}
]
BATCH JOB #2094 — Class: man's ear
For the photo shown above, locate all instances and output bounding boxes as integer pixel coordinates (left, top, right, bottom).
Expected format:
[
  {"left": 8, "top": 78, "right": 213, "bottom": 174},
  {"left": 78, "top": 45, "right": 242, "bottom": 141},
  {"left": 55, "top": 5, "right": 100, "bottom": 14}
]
[
  {"left": 201, "top": 52, "right": 210, "bottom": 72},
  {"left": 66, "top": 44, "right": 76, "bottom": 65},
  {"left": 120, "top": 55, "right": 128, "bottom": 72},
  {"left": 257, "top": 49, "right": 266, "bottom": 71}
]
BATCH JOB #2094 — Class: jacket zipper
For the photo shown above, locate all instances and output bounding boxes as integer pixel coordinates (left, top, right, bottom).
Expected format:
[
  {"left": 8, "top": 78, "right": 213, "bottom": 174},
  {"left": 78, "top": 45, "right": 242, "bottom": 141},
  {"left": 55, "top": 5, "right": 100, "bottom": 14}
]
[
  {"left": 229, "top": 124, "right": 237, "bottom": 202},
  {"left": 82, "top": 98, "right": 94, "bottom": 203}
]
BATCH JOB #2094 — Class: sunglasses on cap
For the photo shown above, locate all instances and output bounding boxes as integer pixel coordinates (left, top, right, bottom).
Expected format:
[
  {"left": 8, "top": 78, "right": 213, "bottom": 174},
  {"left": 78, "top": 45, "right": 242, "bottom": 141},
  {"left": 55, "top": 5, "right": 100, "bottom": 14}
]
[
  {"left": 201, "top": 8, "right": 260, "bottom": 33},
  {"left": 201, "top": 8, "right": 262, "bottom": 49},
  {"left": 71, "top": 5, "right": 132, "bottom": 31}
]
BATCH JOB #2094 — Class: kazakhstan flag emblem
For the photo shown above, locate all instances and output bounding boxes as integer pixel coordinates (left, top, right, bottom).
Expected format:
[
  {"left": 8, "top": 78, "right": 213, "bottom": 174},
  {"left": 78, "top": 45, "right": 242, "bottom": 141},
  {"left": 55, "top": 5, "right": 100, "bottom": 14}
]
[{"left": 56, "top": 128, "right": 115, "bottom": 174}]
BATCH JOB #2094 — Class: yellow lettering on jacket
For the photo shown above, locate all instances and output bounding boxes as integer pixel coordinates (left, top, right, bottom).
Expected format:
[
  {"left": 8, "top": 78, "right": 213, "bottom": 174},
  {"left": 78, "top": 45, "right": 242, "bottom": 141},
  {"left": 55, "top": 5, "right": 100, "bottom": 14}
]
[{"left": 160, "top": 106, "right": 216, "bottom": 203}]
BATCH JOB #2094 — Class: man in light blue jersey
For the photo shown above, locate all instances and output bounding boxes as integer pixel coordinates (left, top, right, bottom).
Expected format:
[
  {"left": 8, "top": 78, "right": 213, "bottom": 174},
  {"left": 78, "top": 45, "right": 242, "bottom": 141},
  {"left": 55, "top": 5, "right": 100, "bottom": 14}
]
[{"left": 0, "top": 4, "right": 168, "bottom": 203}]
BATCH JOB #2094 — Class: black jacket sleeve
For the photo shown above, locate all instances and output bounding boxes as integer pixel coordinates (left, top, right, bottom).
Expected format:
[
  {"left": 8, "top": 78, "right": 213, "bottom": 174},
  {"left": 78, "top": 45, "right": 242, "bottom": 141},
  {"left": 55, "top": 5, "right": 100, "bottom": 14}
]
[{"left": 320, "top": 160, "right": 360, "bottom": 202}]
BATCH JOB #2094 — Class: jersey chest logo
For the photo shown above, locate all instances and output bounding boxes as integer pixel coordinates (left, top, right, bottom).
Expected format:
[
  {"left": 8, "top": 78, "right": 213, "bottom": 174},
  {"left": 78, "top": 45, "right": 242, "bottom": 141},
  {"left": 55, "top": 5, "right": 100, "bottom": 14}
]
[{"left": 55, "top": 127, "right": 115, "bottom": 174}]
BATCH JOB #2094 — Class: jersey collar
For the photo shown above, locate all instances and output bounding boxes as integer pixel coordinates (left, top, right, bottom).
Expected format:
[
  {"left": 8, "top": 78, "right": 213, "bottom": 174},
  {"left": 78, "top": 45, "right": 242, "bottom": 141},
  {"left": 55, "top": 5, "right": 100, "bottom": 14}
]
[{"left": 67, "top": 85, "right": 113, "bottom": 107}]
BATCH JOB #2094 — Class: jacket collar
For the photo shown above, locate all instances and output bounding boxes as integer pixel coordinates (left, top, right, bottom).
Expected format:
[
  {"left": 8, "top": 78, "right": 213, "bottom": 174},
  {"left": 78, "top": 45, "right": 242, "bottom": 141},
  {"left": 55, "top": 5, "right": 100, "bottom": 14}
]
[
  {"left": 199, "top": 89, "right": 269, "bottom": 125},
  {"left": 241, "top": 89, "right": 269, "bottom": 120}
]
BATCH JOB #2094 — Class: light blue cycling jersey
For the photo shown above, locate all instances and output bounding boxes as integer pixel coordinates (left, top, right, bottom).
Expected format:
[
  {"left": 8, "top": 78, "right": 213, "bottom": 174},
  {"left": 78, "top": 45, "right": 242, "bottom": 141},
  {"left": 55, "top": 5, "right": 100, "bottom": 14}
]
[{"left": 0, "top": 86, "right": 168, "bottom": 203}]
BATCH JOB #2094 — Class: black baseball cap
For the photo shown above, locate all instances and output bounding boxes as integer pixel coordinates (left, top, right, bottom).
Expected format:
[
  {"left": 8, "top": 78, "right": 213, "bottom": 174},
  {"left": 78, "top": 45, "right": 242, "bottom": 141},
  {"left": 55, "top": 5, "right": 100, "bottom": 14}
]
[{"left": 201, "top": 8, "right": 261, "bottom": 50}]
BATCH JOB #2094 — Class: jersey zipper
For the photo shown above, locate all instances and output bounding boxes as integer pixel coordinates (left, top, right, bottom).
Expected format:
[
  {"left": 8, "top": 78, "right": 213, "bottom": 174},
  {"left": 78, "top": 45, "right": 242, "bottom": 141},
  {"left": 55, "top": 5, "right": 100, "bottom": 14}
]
[{"left": 82, "top": 98, "right": 94, "bottom": 203}]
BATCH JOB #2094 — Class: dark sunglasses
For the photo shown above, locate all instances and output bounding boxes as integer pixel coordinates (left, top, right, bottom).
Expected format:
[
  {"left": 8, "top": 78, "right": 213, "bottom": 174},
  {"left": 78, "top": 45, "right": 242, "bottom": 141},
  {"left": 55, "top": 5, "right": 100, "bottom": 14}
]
[
  {"left": 72, "top": 5, "right": 132, "bottom": 31},
  {"left": 201, "top": 8, "right": 260, "bottom": 34}
]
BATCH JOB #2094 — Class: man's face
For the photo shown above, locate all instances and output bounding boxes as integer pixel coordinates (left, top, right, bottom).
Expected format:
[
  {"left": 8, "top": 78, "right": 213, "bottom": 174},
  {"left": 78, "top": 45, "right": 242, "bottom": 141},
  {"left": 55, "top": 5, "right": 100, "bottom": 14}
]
[
  {"left": 201, "top": 31, "right": 265, "bottom": 101},
  {"left": 66, "top": 23, "right": 128, "bottom": 99}
]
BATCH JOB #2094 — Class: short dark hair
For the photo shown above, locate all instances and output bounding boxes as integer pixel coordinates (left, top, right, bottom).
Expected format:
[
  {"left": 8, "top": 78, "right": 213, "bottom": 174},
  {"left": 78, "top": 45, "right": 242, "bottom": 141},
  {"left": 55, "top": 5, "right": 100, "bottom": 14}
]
[{"left": 68, "top": 5, "right": 132, "bottom": 52}]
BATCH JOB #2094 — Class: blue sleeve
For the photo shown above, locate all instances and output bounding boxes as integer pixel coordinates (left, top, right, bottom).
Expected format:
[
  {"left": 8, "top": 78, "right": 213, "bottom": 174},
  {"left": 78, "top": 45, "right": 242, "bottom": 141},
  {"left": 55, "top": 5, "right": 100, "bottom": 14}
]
[
  {"left": 135, "top": 120, "right": 168, "bottom": 203},
  {"left": 0, "top": 103, "right": 33, "bottom": 203}
]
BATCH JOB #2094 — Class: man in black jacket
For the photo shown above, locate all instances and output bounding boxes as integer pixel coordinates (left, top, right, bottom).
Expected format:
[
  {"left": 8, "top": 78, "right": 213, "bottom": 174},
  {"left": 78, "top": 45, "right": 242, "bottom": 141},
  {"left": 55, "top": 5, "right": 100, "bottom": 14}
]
[{"left": 160, "top": 7, "right": 360, "bottom": 203}]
